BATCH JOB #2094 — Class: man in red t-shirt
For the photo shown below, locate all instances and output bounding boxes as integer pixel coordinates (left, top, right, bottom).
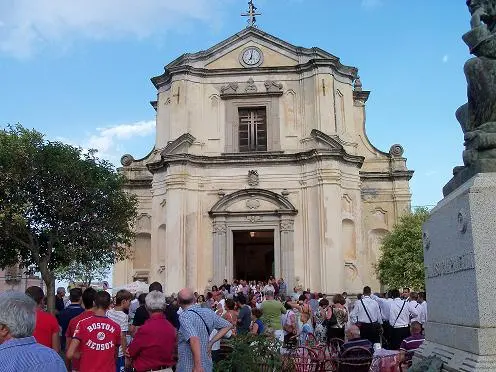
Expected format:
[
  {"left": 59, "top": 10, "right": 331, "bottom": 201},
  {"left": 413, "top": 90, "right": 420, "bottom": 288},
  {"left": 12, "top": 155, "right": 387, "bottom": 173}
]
[
  {"left": 25, "top": 286, "right": 60, "bottom": 352},
  {"left": 65, "top": 287, "right": 97, "bottom": 371},
  {"left": 67, "top": 290, "right": 121, "bottom": 372}
]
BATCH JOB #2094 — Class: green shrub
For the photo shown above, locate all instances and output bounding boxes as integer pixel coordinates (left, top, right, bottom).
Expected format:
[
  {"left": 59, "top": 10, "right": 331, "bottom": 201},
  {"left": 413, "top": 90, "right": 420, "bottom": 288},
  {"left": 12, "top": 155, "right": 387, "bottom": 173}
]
[{"left": 215, "top": 334, "right": 291, "bottom": 372}]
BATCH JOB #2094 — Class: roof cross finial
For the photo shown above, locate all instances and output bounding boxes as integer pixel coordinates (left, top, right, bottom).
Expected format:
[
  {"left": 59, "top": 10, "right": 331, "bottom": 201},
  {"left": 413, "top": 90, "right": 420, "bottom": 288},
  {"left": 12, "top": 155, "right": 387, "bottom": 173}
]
[{"left": 241, "top": 0, "right": 261, "bottom": 28}]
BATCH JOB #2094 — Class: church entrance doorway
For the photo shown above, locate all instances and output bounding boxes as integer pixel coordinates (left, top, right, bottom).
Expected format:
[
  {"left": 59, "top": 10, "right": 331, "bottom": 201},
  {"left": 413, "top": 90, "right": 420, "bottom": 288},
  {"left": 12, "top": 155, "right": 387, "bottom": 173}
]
[{"left": 233, "top": 230, "right": 274, "bottom": 281}]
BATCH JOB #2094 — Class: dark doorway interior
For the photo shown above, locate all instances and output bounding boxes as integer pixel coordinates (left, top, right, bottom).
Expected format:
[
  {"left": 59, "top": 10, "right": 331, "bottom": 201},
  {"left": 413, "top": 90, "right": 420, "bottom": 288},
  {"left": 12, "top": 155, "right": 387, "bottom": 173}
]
[{"left": 233, "top": 230, "right": 274, "bottom": 281}]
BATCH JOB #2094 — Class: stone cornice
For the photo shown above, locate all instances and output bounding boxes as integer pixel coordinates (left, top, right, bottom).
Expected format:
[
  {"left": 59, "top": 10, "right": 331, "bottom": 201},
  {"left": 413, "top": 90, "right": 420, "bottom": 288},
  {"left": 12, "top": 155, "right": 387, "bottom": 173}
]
[
  {"left": 161, "top": 133, "right": 196, "bottom": 156},
  {"left": 353, "top": 90, "right": 370, "bottom": 103},
  {"left": 147, "top": 149, "right": 364, "bottom": 173},
  {"left": 220, "top": 90, "right": 283, "bottom": 100},
  {"left": 310, "top": 129, "right": 344, "bottom": 150},
  {"left": 360, "top": 170, "right": 414, "bottom": 181},
  {"left": 151, "top": 58, "right": 357, "bottom": 89},
  {"left": 123, "top": 178, "right": 153, "bottom": 188}
]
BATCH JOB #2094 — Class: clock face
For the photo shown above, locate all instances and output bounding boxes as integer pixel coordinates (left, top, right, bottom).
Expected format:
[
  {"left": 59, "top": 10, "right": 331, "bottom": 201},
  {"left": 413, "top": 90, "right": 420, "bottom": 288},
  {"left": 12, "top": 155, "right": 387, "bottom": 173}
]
[{"left": 241, "top": 47, "right": 262, "bottom": 67}]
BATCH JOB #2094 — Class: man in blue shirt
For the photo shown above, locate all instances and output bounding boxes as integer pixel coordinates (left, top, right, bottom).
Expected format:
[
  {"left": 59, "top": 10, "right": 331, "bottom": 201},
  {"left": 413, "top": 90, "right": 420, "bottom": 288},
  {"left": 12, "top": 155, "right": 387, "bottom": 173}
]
[
  {"left": 0, "top": 291, "right": 66, "bottom": 372},
  {"left": 177, "top": 288, "right": 232, "bottom": 372},
  {"left": 57, "top": 287, "right": 84, "bottom": 351}
]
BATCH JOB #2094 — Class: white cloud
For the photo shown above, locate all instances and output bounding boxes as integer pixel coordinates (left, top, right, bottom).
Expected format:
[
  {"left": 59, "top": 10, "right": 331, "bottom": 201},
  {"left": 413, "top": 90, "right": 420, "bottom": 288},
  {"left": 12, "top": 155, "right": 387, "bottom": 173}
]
[
  {"left": 87, "top": 120, "right": 155, "bottom": 153},
  {"left": 56, "top": 120, "right": 155, "bottom": 166},
  {"left": 442, "top": 54, "right": 449, "bottom": 63},
  {"left": 361, "top": 0, "right": 383, "bottom": 9},
  {"left": 0, "top": 0, "right": 226, "bottom": 58}
]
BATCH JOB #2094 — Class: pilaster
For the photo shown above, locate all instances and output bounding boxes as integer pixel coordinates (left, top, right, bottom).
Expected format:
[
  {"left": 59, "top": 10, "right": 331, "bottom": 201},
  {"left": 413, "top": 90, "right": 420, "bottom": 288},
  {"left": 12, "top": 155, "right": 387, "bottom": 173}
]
[
  {"left": 212, "top": 218, "right": 227, "bottom": 285},
  {"left": 280, "top": 217, "right": 295, "bottom": 292}
]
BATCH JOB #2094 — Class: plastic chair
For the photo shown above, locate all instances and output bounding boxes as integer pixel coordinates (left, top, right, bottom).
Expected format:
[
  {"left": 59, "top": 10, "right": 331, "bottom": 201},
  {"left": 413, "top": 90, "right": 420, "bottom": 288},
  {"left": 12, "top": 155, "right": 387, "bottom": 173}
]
[{"left": 337, "top": 346, "right": 373, "bottom": 372}]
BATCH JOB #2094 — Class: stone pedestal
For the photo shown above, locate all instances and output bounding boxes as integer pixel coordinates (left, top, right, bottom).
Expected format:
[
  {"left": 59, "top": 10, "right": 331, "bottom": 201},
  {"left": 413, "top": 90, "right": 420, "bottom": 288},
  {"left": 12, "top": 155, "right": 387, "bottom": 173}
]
[{"left": 416, "top": 173, "right": 496, "bottom": 371}]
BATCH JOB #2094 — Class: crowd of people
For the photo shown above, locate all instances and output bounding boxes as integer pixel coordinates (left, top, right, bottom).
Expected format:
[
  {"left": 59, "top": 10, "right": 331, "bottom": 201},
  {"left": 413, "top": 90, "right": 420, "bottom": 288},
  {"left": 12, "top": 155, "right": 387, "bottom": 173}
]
[{"left": 0, "top": 278, "right": 428, "bottom": 372}]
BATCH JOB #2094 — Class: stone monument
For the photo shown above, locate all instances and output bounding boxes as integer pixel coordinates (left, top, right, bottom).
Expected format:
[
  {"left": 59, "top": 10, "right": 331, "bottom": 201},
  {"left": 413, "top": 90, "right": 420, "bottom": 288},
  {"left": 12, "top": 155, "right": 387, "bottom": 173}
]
[{"left": 417, "top": 1, "right": 496, "bottom": 370}]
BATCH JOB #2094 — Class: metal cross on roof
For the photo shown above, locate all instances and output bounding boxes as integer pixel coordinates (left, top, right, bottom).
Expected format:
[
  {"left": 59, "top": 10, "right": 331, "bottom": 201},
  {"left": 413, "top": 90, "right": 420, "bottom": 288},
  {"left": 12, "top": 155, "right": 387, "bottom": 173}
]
[{"left": 241, "top": 0, "right": 261, "bottom": 27}]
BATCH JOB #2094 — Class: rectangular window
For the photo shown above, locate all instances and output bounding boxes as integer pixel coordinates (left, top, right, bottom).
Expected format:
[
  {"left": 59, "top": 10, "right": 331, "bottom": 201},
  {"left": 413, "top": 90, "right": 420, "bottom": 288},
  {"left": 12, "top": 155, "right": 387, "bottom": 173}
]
[{"left": 238, "top": 107, "right": 267, "bottom": 152}]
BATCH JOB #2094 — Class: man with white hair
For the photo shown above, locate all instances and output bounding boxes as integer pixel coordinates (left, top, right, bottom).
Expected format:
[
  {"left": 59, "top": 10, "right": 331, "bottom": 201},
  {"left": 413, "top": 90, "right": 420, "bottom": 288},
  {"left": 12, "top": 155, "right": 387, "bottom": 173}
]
[
  {"left": 55, "top": 287, "right": 67, "bottom": 313},
  {"left": 0, "top": 292, "right": 66, "bottom": 371},
  {"left": 341, "top": 325, "right": 373, "bottom": 353},
  {"left": 127, "top": 291, "right": 176, "bottom": 372}
]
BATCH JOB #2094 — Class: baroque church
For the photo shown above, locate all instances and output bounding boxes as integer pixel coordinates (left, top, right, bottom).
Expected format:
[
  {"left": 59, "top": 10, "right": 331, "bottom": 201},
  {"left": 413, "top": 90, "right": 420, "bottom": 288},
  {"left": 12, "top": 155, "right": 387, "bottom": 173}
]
[{"left": 113, "top": 8, "right": 413, "bottom": 294}]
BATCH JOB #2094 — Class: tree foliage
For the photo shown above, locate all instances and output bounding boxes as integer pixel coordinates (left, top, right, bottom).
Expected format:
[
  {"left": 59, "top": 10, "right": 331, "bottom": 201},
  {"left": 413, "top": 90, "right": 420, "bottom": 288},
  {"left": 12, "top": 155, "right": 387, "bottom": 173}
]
[
  {"left": 375, "top": 207, "right": 430, "bottom": 290},
  {"left": 0, "top": 125, "right": 137, "bottom": 311},
  {"left": 216, "top": 334, "right": 286, "bottom": 372},
  {"left": 55, "top": 261, "right": 111, "bottom": 288}
]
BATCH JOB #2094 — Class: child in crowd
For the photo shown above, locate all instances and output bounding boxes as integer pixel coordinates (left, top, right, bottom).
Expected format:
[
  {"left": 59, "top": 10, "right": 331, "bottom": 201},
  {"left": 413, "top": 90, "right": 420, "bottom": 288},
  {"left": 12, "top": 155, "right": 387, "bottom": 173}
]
[
  {"left": 106, "top": 290, "right": 132, "bottom": 372},
  {"left": 250, "top": 308, "right": 265, "bottom": 335}
]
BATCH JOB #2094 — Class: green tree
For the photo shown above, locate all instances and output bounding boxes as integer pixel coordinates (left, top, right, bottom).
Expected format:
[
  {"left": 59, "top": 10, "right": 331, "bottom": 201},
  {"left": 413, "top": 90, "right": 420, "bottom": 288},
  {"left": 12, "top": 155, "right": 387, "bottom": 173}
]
[
  {"left": 0, "top": 125, "right": 137, "bottom": 312},
  {"left": 375, "top": 207, "right": 430, "bottom": 290},
  {"left": 55, "top": 261, "right": 111, "bottom": 288}
]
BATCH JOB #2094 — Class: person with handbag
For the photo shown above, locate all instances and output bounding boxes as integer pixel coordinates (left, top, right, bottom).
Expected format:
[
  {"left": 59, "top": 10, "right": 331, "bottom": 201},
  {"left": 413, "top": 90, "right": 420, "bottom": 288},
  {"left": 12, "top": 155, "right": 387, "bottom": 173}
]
[
  {"left": 388, "top": 289, "right": 418, "bottom": 350},
  {"left": 326, "top": 294, "right": 348, "bottom": 341},
  {"left": 281, "top": 301, "right": 297, "bottom": 349},
  {"left": 349, "top": 286, "right": 383, "bottom": 344},
  {"left": 313, "top": 299, "right": 330, "bottom": 344}
]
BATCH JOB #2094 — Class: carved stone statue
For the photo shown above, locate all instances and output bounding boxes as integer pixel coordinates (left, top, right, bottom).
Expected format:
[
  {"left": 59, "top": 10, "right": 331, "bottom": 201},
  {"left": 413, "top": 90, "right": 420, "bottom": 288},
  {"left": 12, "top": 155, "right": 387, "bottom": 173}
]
[{"left": 443, "top": 0, "right": 496, "bottom": 195}]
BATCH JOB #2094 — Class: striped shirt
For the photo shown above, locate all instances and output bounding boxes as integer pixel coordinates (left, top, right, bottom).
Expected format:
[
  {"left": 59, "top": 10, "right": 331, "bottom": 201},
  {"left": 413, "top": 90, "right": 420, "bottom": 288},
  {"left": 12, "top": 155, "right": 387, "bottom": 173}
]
[
  {"left": 0, "top": 336, "right": 66, "bottom": 372},
  {"left": 177, "top": 305, "right": 231, "bottom": 372},
  {"left": 400, "top": 333, "right": 425, "bottom": 361},
  {"left": 106, "top": 309, "right": 129, "bottom": 357}
]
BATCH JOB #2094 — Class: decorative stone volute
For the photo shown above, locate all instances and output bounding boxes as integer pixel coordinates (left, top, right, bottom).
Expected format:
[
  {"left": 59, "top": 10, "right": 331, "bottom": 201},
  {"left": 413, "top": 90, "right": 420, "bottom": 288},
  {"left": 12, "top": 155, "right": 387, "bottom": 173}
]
[
  {"left": 220, "top": 82, "right": 238, "bottom": 94},
  {"left": 121, "top": 154, "right": 134, "bottom": 166},
  {"left": 389, "top": 144, "right": 405, "bottom": 157},
  {"left": 264, "top": 80, "right": 283, "bottom": 93}
]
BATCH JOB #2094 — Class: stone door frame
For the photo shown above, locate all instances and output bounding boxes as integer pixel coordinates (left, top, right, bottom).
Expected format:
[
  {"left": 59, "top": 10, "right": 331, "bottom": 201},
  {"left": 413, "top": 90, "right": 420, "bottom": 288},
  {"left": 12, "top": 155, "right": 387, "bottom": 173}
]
[{"left": 209, "top": 188, "right": 297, "bottom": 290}]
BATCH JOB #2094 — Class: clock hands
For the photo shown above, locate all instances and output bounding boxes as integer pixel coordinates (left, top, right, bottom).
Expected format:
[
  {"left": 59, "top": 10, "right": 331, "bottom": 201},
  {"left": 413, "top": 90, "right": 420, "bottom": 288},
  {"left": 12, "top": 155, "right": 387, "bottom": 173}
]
[{"left": 242, "top": 48, "right": 260, "bottom": 66}]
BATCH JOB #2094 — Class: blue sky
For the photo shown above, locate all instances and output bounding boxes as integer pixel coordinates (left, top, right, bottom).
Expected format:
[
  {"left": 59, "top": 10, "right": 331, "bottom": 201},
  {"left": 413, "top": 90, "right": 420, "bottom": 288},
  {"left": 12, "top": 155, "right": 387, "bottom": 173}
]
[{"left": 0, "top": 0, "right": 471, "bottom": 208}]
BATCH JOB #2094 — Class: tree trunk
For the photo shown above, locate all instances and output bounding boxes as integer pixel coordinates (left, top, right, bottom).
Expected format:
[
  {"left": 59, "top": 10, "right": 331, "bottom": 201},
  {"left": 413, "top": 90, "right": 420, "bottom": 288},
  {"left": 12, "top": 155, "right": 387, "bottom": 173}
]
[
  {"left": 45, "top": 276, "right": 56, "bottom": 314},
  {"left": 39, "top": 264, "right": 56, "bottom": 314}
]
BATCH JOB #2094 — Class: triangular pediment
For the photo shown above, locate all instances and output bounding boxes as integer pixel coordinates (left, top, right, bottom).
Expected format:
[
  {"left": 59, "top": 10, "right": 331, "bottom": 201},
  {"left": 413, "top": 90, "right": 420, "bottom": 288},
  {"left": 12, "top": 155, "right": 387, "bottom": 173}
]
[
  {"left": 307, "top": 129, "right": 344, "bottom": 151},
  {"left": 164, "top": 27, "right": 346, "bottom": 71}
]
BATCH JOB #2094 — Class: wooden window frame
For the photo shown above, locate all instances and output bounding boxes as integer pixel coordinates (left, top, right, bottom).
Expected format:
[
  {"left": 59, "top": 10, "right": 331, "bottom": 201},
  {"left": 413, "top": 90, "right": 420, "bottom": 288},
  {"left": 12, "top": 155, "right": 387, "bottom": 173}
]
[
  {"left": 238, "top": 107, "right": 267, "bottom": 152},
  {"left": 224, "top": 97, "right": 280, "bottom": 153}
]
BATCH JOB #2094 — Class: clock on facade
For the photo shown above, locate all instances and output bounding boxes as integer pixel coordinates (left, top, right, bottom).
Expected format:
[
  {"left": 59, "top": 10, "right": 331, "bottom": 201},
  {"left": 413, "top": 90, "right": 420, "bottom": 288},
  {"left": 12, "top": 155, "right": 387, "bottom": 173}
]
[{"left": 240, "top": 47, "right": 263, "bottom": 67}]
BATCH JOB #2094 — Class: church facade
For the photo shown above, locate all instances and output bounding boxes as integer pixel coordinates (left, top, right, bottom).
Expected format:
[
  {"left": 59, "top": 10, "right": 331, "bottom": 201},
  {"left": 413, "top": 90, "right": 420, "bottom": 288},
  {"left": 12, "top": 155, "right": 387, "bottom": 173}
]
[{"left": 113, "top": 27, "right": 413, "bottom": 294}]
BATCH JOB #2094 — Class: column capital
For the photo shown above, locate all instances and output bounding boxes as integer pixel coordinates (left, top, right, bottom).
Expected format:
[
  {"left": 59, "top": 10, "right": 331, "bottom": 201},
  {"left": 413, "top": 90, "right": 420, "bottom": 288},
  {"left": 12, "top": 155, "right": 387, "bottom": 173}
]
[
  {"left": 213, "top": 223, "right": 227, "bottom": 234},
  {"left": 280, "top": 219, "right": 294, "bottom": 232}
]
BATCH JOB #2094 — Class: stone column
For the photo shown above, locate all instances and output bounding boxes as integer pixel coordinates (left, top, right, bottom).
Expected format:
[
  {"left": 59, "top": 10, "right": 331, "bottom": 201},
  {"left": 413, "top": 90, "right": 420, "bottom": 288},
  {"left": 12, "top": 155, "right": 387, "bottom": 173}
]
[
  {"left": 280, "top": 218, "right": 295, "bottom": 293},
  {"left": 212, "top": 219, "right": 227, "bottom": 286}
]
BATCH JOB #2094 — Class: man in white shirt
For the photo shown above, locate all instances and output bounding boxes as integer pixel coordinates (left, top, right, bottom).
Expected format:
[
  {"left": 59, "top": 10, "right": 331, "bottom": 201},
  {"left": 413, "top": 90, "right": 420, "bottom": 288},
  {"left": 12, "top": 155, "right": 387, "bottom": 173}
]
[
  {"left": 349, "top": 286, "right": 382, "bottom": 344},
  {"left": 371, "top": 290, "right": 393, "bottom": 348},
  {"left": 389, "top": 289, "right": 418, "bottom": 349},
  {"left": 407, "top": 292, "right": 421, "bottom": 324},
  {"left": 418, "top": 292, "right": 427, "bottom": 326}
]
